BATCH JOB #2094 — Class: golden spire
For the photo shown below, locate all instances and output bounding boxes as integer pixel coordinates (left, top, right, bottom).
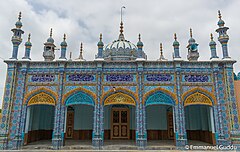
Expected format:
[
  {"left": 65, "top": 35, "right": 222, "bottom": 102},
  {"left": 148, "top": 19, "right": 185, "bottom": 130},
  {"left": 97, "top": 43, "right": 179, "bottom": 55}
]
[
  {"left": 18, "top": 12, "right": 22, "bottom": 21},
  {"left": 218, "top": 10, "right": 222, "bottom": 19},
  {"left": 50, "top": 28, "right": 53, "bottom": 37},
  {"left": 190, "top": 28, "right": 193, "bottom": 38},
  {"left": 160, "top": 43, "right": 163, "bottom": 56},
  {"left": 79, "top": 42, "right": 83, "bottom": 59},
  {"left": 120, "top": 22, "right": 124, "bottom": 34}
]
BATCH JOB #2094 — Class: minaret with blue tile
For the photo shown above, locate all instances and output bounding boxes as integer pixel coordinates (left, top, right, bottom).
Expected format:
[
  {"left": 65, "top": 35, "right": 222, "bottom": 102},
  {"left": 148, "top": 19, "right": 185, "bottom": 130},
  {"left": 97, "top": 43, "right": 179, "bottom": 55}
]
[
  {"left": 209, "top": 33, "right": 219, "bottom": 60},
  {"left": 22, "top": 33, "right": 32, "bottom": 60},
  {"left": 96, "top": 33, "right": 104, "bottom": 58},
  {"left": 137, "top": 34, "right": 144, "bottom": 58},
  {"left": 216, "top": 10, "right": 230, "bottom": 59},
  {"left": 59, "top": 34, "right": 67, "bottom": 60},
  {"left": 173, "top": 33, "right": 181, "bottom": 59},
  {"left": 10, "top": 12, "right": 24, "bottom": 59}
]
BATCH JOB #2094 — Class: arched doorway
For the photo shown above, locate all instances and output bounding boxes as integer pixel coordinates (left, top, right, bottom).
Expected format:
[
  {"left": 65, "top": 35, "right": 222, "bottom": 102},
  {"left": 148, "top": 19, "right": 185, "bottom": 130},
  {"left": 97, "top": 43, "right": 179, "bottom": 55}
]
[
  {"left": 64, "top": 90, "right": 95, "bottom": 146},
  {"left": 144, "top": 90, "right": 175, "bottom": 146},
  {"left": 102, "top": 90, "right": 136, "bottom": 146},
  {"left": 24, "top": 91, "right": 56, "bottom": 146},
  {"left": 183, "top": 91, "right": 216, "bottom": 145}
]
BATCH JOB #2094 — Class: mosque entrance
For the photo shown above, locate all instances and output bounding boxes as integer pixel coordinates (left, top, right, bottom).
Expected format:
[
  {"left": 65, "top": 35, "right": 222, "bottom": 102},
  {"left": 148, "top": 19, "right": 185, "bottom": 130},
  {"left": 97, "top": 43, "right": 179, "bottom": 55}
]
[
  {"left": 111, "top": 108, "right": 130, "bottom": 139},
  {"left": 146, "top": 105, "right": 174, "bottom": 141},
  {"left": 185, "top": 105, "right": 215, "bottom": 144},
  {"left": 24, "top": 105, "right": 54, "bottom": 145}
]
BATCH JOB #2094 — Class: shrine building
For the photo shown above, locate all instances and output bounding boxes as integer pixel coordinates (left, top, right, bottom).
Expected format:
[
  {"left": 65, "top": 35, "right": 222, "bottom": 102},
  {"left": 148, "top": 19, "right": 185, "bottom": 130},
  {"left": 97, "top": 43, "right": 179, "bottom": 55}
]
[{"left": 0, "top": 11, "right": 239, "bottom": 150}]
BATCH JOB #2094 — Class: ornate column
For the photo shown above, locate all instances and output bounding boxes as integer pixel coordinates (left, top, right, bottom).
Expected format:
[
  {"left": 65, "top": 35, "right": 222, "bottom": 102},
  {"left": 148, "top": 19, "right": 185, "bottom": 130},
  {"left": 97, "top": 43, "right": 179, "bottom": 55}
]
[
  {"left": 174, "top": 62, "right": 187, "bottom": 149},
  {"left": 224, "top": 63, "right": 240, "bottom": 148},
  {"left": 136, "top": 61, "right": 147, "bottom": 149},
  {"left": 12, "top": 63, "right": 28, "bottom": 149},
  {"left": 0, "top": 62, "right": 17, "bottom": 150},
  {"left": 212, "top": 65, "right": 224, "bottom": 145},
  {"left": 92, "top": 62, "right": 103, "bottom": 149},
  {"left": 52, "top": 62, "right": 65, "bottom": 150}
]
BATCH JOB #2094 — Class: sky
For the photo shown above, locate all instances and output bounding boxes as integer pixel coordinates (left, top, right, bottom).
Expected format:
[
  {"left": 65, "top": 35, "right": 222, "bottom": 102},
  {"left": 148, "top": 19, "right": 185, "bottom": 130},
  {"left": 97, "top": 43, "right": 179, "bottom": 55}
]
[{"left": 0, "top": 0, "right": 240, "bottom": 107}]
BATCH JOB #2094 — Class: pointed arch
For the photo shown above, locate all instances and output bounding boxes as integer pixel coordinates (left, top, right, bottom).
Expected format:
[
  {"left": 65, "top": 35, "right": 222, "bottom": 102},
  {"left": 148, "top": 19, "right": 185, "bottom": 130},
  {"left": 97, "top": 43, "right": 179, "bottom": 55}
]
[
  {"left": 24, "top": 87, "right": 57, "bottom": 106},
  {"left": 62, "top": 87, "right": 97, "bottom": 105},
  {"left": 182, "top": 87, "right": 216, "bottom": 106},
  {"left": 101, "top": 87, "right": 138, "bottom": 105},
  {"left": 143, "top": 87, "right": 177, "bottom": 105}
]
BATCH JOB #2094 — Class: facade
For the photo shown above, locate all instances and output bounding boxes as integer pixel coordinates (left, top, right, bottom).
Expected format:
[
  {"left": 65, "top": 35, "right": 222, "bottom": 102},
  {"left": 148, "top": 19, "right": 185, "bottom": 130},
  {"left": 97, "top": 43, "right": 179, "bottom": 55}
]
[{"left": 0, "top": 11, "right": 240, "bottom": 150}]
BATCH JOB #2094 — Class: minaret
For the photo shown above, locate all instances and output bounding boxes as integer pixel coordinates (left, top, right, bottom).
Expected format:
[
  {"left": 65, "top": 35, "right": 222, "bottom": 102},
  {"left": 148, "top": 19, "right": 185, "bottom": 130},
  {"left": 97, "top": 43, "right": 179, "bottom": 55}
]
[
  {"left": 10, "top": 12, "right": 24, "bottom": 59},
  {"left": 137, "top": 34, "right": 144, "bottom": 58},
  {"left": 22, "top": 33, "right": 32, "bottom": 60},
  {"left": 43, "top": 28, "right": 56, "bottom": 61},
  {"left": 187, "top": 28, "right": 199, "bottom": 61},
  {"left": 76, "top": 42, "right": 85, "bottom": 61},
  {"left": 216, "top": 10, "right": 230, "bottom": 59},
  {"left": 158, "top": 43, "right": 167, "bottom": 61},
  {"left": 59, "top": 34, "right": 67, "bottom": 60},
  {"left": 173, "top": 33, "right": 181, "bottom": 59},
  {"left": 96, "top": 33, "right": 104, "bottom": 58},
  {"left": 209, "top": 33, "right": 219, "bottom": 60}
]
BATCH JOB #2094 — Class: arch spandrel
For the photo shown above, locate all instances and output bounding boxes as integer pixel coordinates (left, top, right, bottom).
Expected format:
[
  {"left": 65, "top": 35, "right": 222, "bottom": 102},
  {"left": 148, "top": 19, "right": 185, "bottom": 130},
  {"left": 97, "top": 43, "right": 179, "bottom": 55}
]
[
  {"left": 104, "top": 92, "right": 136, "bottom": 106},
  {"left": 28, "top": 92, "right": 55, "bottom": 106},
  {"left": 145, "top": 92, "right": 175, "bottom": 106},
  {"left": 184, "top": 92, "right": 212, "bottom": 107}
]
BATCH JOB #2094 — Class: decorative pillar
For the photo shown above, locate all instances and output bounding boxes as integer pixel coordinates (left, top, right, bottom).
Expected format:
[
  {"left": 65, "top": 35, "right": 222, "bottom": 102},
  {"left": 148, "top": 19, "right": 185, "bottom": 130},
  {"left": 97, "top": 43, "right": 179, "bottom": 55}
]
[
  {"left": 136, "top": 61, "right": 147, "bottom": 149},
  {"left": 10, "top": 12, "right": 24, "bottom": 60},
  {"left": 96, "top": 34, "right": 104, "bottom": 59},
  {"left": 12, "top": 64, "right": 28, "bottom": 150},
  {"left": 224, "top": 63, "right": 240, "bottom": 148},
  {"left": 59, "top": 34, "right": 67, "bottom": 60},
  {"left": 0, "top": 62, "right": 17, "bottom": 150},
  {"left": 92, "top": 62, "right": 103, "bottom": 149},
  {"left": 174, "top": 62, "right": 187, "bottom": 149},
  {"left": 22, "top": 34, "right": 32, "bottom": 60},
  {"left": 173, "top": 33, "right": 181, "bottom": 59},
  {"left": 216, "top": 11, "right": 230, "bottom": 59},
  {"left": 52, "top": 63, "right": 65, "bottom": 150},
  {"left": 209, "top": 33, "right": 219, "bottom": 60}
]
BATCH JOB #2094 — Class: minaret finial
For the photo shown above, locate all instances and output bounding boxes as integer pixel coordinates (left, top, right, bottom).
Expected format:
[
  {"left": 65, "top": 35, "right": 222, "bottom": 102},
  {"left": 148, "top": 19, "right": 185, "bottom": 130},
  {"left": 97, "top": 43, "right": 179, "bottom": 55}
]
[
  {"left": 18, "top": 12, "right": 22, "bottom": 21},
  {"left": 63, "top": 33, "right": 66, "bottom": 41},
  {"left": 28, "top": 33, "right": 31, "bottom": 42},
  {"left": 100, "top": 33, "right": 102, "bottom": 41},
  {"left": 174, "top": 33, "right": 177, "bottom": 41},
  {"left": 210, "top": 33, "right": 213, "bottom": 41},
  {"left": 138, "top": 33, "right": 141, "bottom": 41},
  {"left": 50, "top": 28, "right": 53, "bottom": 37},
  {"left": 190, "top": 28, "right": 193, "bottom": 38},
  {"left": 218, "top": 10, "right": 222, "bottom": 19},
  {"left": 119, "top": 6, "right": 125, "bottom": 36}
]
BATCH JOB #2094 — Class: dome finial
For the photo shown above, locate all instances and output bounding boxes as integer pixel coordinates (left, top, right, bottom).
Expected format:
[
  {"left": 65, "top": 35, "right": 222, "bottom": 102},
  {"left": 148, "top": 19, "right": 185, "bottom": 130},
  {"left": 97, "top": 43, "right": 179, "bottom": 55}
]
[
  {"left": 18, "top": 12, "right": 22, "bottom": 21},
  {"left": 138, "top": 33, "right": 141, "bottom": 41},
  {"left": 160, "top": 43, "right": 163, "bottom": 56},
  {"left": 79, "top": 42, "right": 83, "bottom": 59},
  {"left": 50, "top": 28, "right": 53, "bottom": 37},
  {"left": 190, "top": 28, "right": 193, "bottom": 38}
]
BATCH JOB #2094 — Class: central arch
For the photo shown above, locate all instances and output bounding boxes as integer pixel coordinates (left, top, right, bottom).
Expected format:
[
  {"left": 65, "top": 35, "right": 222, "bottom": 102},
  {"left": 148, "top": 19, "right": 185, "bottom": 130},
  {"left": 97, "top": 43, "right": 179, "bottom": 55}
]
[
  {"left": 102, "top": 88, "right": 136, "bottom": 142},
  {"left": 144, "top": 88, "right": 176, "bottom": 144}
]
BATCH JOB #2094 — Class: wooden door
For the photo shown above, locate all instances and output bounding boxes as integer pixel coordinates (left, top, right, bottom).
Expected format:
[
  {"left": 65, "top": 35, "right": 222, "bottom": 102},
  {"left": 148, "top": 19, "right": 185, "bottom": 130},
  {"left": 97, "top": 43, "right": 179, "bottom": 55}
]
[
  {"left": 111, "top": 108, "right": 130, "bottom": 139},
  {"left": 66, "top": 111, "right": 74, "bottom": 138},
  {"left": 167, "top": 111, "right": 174, "bottom": 139}
]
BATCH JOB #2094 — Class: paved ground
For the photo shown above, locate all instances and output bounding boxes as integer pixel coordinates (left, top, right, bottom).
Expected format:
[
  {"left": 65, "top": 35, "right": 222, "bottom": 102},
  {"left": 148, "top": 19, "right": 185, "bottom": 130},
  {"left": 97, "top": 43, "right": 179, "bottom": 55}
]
[{"left": 2, "top": 140, "right": 235, "bottom": 151}]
